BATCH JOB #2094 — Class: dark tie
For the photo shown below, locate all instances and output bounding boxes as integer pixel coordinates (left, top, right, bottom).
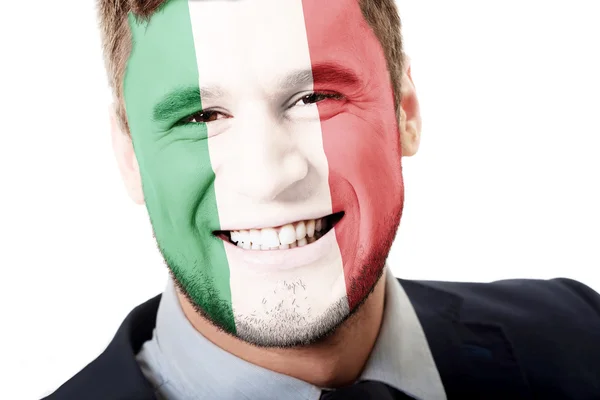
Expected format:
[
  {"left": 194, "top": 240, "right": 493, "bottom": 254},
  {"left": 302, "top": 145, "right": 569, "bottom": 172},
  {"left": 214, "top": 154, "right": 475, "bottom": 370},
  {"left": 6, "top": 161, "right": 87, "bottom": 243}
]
[{"left": 320, "top": 380, "right": 418, "bottom": 400}]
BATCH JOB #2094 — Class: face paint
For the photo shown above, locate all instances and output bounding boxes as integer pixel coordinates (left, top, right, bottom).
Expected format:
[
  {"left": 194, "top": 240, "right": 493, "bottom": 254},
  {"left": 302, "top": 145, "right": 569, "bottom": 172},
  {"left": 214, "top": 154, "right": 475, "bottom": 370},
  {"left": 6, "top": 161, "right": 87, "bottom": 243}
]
[{"left": 124, "top": 0, "right": 403, "bottom": 346}]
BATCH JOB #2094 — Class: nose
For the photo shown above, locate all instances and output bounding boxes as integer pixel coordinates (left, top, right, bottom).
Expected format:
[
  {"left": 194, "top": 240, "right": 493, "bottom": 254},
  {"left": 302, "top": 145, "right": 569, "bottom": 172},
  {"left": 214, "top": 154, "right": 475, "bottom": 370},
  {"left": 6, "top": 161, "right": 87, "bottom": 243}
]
[{"left": 232, "top": 105, "right": 309, "bottom": 202}]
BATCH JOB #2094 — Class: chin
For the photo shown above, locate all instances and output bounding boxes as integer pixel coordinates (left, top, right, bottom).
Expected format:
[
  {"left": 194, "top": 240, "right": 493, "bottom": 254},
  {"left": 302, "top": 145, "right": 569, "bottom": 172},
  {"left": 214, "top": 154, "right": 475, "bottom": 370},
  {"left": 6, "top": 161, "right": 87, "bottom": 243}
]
[
  {"left": 233, "top": 262, "right": 388, "bottom": 348},
  {"left": 233, "top": 294, "right": 351, "bottom": 348}
]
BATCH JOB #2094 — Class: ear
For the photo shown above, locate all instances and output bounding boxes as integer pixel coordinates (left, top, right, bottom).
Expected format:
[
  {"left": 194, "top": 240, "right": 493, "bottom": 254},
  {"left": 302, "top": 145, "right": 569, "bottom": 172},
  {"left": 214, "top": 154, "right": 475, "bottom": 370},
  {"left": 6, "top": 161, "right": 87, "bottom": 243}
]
[
  {"left": 398, "top": 56, "right": 422, "bottom": 157},
  {"left": 110, "top": 105, "right": 145, "bottom": 205}
]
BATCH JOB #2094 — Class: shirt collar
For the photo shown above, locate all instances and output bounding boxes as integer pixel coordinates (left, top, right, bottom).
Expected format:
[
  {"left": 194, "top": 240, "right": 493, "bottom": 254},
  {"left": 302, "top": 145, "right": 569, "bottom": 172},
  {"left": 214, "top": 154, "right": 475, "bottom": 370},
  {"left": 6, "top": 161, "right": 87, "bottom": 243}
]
[
  {"left": 360, "top": 268, "right": 446, "bottom": 400},
  {"left": 150, "top": 267, "right": 446, "bottom": 400}
]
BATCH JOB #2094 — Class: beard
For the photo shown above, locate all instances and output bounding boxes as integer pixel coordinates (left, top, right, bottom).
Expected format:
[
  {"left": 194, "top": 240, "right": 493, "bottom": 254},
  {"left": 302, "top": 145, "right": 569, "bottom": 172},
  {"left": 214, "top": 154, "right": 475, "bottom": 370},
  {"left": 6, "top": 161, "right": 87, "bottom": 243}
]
[{"left": 153, "top": 205, "right": 402, "bottom": 348}]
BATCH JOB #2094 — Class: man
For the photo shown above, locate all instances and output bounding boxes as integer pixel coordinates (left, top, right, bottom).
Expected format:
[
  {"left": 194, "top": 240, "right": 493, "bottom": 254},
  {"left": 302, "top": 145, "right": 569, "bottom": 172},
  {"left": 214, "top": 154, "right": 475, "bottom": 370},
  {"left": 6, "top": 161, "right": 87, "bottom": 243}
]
[{"left": 45, "top": 0, "right": 600, "bottom": 399}]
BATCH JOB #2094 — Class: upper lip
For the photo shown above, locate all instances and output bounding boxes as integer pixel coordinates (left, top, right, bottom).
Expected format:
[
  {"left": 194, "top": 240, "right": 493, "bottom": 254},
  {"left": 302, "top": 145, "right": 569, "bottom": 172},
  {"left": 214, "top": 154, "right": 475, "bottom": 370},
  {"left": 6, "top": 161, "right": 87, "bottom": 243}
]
[{"left": 215, "top": 212, "right": 336, "bottom": 232}]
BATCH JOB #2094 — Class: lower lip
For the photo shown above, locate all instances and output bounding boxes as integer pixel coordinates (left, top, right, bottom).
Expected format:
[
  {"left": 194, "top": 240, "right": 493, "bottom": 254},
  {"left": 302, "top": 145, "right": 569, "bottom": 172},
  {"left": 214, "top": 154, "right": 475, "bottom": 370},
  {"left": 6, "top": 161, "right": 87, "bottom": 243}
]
[{"left": 219, "top": 219, "right": 343, "bottom": 272}]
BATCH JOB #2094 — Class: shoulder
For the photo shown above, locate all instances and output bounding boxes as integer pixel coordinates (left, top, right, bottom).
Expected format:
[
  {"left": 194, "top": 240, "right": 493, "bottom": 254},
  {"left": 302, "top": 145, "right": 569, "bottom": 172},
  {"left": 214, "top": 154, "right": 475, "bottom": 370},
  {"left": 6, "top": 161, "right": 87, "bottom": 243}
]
[
  {"left": 405, "top": 277, "right": 600, "bottom": 325},
  {"left": 401, "top": 277, "right": 600, "bottom": 397}
]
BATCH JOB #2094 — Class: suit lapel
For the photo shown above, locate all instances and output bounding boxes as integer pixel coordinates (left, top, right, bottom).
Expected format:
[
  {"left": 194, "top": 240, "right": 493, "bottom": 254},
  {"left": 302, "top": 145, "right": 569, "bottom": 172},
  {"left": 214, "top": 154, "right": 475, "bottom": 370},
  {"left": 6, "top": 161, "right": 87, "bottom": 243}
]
[{"left": 400, "top": 279, "right": 533, "bottom": 399}]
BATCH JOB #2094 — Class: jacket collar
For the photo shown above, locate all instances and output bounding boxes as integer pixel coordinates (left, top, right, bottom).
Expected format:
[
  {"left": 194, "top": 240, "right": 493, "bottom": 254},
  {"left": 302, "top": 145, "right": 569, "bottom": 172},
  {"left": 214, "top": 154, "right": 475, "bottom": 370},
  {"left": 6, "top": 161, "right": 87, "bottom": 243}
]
[{"left": 399, "top": 279, "right": 532, "bottom": 399}]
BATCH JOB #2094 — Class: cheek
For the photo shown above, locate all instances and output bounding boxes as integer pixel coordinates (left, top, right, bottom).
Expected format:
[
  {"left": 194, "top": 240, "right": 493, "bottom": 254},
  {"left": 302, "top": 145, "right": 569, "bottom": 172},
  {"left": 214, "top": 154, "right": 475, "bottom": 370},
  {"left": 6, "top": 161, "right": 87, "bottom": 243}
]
[
  {"left": 137, "top": 140, "right": 215, "bottom": 224},
  {"left": 321, "top": 113, "right": 402, "bottom": 190},
  {"left": 321, "top": 110, "right": 403, "bottom": 310}
]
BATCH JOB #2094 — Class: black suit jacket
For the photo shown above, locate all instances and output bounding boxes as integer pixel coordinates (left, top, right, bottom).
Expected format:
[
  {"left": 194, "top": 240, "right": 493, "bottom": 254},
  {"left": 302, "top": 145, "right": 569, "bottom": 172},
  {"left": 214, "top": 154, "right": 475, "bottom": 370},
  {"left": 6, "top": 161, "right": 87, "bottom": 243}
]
[{"left": 44, "top": 278, "right": 600, "bottom": 400}]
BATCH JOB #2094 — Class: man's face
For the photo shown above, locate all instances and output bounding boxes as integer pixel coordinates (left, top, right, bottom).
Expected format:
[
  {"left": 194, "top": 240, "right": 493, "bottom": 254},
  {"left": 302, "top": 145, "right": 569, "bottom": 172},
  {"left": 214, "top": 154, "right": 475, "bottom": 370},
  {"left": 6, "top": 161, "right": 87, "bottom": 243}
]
[{"left": 123, "top": 0, "right": 403, "bottom": 346}]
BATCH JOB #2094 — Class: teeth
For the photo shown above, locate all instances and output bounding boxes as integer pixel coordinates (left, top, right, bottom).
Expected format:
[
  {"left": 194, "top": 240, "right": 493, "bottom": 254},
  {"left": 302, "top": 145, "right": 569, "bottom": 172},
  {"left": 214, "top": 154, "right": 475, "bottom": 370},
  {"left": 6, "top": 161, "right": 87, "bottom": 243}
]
[
  {"left": 260, "top": 228, "right": 280, "bottom": 247},
  {"left": 278, "top": 224, "right": 296, "bottom": 245},
  {"left": 306, "top": 219, "right": 315, "bottom": 238},
  {"left": 295, "top": 221, "right": 306, "bottom": 240},
  {"left": 249, "top": 229, "right": 261, "bottom": 243},
  {"left": 239, "top": 230, "right": 250, "bottom": 243},
  {"left": 228, "top": 216, "right": 330, "bottom": 250}
]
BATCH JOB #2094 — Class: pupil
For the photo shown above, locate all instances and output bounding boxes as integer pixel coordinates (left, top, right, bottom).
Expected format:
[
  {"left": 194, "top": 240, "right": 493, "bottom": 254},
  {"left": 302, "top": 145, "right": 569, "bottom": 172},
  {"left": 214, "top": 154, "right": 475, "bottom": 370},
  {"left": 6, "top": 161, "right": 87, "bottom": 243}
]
[
  {"left": 192, "top": 111, "right": 217, "bottom": 123},
  {"left": 304, "top": 93, "right": 323, "bottom": 104}
]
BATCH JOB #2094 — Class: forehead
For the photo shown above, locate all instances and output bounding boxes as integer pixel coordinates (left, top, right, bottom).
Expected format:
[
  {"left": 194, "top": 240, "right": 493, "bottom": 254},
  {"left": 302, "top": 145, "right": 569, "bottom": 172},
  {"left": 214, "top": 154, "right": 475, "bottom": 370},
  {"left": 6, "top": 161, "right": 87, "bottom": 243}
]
[
  {"left": 126, "top": 0, "right": 373, "bottom": 88},
  {"left": 187, "top": 0, "right": 363, "bottom": 79}
]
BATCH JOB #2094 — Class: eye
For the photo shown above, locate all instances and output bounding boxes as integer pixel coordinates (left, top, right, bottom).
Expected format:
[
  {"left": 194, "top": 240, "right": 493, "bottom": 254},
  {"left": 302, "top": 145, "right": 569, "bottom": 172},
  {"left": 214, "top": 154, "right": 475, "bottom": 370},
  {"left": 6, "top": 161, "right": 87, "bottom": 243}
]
[
  {"left": 291, "top": 91, "right": 344, "bottom": 107},
  {"left": 177, "top": 109, "right": 231, "bottom": 125}
]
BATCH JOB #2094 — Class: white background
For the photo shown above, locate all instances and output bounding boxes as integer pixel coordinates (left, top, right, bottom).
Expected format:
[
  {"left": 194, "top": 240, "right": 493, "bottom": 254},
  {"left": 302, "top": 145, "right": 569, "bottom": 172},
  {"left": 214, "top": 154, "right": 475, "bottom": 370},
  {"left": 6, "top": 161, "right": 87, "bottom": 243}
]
[{"left": 1, "top": 1, "right": 599, "bottom": 399}]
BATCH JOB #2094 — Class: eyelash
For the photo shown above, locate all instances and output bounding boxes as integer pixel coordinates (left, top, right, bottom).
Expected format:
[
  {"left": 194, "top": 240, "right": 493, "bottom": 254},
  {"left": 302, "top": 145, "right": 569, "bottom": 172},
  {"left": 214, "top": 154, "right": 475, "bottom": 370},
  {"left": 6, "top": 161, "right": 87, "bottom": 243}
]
[
  {"left": 177, "top": 109, "right": 231, "bottom": 125},
  {"left": 289, "top": 91, "right": 344, "bottom": 108},
  {"left": 176, "top": 91, "right": 344, "bottom": 126}
]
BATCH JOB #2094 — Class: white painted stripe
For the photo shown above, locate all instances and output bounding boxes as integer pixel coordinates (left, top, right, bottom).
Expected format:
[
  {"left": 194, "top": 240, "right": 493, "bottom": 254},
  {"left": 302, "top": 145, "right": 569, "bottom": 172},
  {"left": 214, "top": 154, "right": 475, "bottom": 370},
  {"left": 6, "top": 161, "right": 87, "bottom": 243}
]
[{"left": 188, "top": 0, "right": 347, "bottom": 342}]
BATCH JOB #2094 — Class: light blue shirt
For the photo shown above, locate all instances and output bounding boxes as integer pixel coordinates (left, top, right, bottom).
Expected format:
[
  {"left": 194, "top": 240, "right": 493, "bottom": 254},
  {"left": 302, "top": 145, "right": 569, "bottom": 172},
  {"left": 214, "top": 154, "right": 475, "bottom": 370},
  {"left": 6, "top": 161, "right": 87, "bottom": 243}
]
[{"left": 136, "top": 268, "right": 446, "bottom": 400}]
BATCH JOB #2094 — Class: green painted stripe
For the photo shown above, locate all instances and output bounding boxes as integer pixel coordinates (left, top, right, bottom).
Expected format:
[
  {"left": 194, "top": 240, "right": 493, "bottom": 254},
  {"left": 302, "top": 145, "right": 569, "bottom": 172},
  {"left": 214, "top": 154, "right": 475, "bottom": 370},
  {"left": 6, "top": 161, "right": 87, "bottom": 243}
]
[{"left": 124, "top": 0, "right": 235, "bottom": 333}]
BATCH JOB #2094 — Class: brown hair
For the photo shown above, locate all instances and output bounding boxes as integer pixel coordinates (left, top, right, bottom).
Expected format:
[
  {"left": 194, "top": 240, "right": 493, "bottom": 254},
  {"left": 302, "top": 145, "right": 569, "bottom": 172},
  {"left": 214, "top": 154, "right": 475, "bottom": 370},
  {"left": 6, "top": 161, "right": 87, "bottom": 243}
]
[{"left": 97, "top": 0, "right": 404, "bottom": 133}]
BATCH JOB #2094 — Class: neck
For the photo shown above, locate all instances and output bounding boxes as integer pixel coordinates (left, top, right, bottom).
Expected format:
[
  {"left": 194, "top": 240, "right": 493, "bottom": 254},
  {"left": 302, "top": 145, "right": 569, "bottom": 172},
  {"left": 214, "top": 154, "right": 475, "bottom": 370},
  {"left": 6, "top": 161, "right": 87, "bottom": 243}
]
[{"left": 177, "top": 269, "right": 387, "bottom": 388}]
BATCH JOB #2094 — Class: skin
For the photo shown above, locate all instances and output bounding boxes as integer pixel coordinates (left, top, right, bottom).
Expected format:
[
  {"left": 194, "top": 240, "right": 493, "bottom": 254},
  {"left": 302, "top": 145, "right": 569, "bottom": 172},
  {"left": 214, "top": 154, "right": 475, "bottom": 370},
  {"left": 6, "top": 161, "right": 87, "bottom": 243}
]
[
  {"left": 179, "top": 268, "right": 388, "bottom": 388},
  {"left": 111, "top": 0, "right": 421, "bottom": 387}
]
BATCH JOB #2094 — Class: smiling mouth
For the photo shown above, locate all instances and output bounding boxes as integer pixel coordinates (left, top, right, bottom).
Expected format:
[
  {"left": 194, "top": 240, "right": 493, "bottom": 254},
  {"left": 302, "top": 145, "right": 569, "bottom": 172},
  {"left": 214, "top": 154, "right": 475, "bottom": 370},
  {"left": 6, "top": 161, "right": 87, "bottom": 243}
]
[{"left": 214, "top": 212, "right": 344, "bottom": 250}]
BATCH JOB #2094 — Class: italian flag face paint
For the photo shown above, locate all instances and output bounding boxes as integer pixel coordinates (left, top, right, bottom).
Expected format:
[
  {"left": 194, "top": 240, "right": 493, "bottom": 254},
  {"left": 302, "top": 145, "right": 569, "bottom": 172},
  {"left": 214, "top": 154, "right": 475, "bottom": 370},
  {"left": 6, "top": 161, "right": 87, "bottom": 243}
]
[{"left": 124, "top": 0, "right": 403, "bottom": 345}]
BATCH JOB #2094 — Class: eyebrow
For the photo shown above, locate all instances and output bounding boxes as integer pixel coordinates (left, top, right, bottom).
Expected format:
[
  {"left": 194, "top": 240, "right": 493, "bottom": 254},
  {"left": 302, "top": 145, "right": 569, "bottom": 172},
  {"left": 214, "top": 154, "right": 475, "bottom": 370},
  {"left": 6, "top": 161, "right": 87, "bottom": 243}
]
[
  {"left": 152, "top": 63, "right": 361, "bottom": 122},
  {"left": 152, "top": 86, "right": 223, "bottom": 122},
  {"left": 280, "top": 63, "right": 362, "bottom": 91}
]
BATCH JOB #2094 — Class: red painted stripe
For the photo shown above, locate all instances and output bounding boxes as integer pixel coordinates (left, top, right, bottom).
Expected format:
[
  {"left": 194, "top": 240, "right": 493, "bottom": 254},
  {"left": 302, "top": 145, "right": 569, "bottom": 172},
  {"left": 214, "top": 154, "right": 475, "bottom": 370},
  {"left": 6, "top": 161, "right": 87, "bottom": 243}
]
[{"left": 302, "top": 0, "right": 404, "bottom": 310}]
